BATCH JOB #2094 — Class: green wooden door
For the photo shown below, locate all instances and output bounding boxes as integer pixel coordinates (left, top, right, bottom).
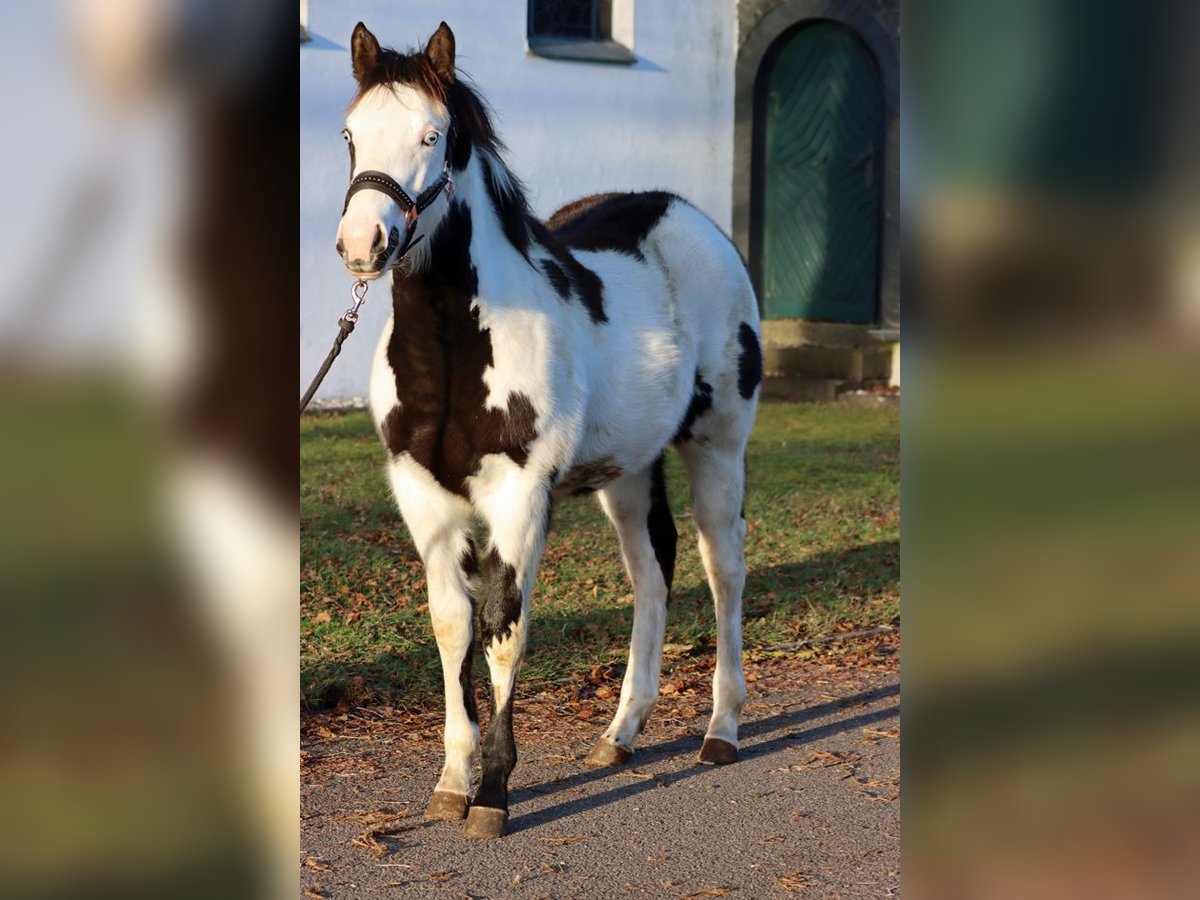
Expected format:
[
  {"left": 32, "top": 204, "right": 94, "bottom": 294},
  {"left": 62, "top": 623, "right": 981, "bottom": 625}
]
[{"left": 760, "top": 22, "right": 883, "bottom": 323}]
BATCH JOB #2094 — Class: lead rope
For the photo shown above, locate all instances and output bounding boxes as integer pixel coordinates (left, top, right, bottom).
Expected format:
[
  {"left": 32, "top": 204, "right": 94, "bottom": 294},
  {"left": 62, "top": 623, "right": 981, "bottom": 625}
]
[
  {"left": 301, "top": 128, "right": 455, "bottom": 414},
  {"left": 299, "top": 279, "right": 370, "bottom": 413}
]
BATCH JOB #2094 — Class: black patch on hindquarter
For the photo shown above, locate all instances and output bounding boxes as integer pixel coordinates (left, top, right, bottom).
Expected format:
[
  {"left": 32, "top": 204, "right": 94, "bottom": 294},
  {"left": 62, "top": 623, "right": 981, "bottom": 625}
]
[
  {"left": 477, "top": 548, "right": 522, "bottom": 646},
  {"left": 379, "top": 199, "right": 539, "bottom": 496},
  {"left": 549, "top": 191, "right": 675, "bottom": 261},
  {"left": 737, "top": 322, "right": 763, "bottom": 399},
  {"left": 673, "top": 370, "right": 714, "bottom": 442},
  {"left": 647, "top": 455, "right": 677, "bottom": 593}
]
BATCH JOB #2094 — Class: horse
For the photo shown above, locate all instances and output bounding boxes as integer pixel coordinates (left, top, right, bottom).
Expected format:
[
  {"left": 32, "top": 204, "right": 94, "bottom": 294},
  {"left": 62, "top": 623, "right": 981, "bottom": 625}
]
[{"left": 334, "top": 21, "right": 762, "bottom": 839}]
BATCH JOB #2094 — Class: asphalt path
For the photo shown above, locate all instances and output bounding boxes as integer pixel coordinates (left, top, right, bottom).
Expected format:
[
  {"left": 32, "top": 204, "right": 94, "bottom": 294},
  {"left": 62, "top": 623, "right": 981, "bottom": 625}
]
[{"left": 302, "top": 657, "right": 900, "bottom": 898}]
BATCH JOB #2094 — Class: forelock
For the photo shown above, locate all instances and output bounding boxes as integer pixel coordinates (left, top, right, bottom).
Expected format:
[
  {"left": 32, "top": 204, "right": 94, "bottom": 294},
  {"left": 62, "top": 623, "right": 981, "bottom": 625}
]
[{"left": 350, "top": 47, "right": 446, "bottom": 111}]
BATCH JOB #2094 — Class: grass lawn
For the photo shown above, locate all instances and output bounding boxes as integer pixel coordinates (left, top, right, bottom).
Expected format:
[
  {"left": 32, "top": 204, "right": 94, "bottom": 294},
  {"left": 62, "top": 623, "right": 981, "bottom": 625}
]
[{"left": 301, "top": 399, "right": 899, "bottom": 710}]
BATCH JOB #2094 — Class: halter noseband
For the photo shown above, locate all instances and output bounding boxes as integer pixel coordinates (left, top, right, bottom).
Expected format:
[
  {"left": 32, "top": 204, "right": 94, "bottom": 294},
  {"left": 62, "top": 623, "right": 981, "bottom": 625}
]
[{"left": 341, "top": 123, "right": 456, "bottom": 265}]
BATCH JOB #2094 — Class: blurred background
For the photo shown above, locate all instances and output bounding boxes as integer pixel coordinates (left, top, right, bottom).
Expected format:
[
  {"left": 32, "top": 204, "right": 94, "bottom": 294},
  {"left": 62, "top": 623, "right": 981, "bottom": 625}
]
[
  {"left": 0, "top": 1, "right": 295, "bottom": 898},
  {"left": 906, "top": 0, "right": 1200, "bottom": 896}
]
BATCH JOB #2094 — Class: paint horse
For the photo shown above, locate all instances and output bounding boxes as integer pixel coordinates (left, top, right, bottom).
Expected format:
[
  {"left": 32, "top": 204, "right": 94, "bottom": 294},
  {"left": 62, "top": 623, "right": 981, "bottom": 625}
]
[{"left": 335, "top": 22, "right": 762, "bottom": 838}]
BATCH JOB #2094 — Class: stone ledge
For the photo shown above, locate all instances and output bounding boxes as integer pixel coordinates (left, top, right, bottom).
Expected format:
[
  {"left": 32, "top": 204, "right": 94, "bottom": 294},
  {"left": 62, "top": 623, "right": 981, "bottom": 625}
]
[
  {"left": 761, "top": 319, "right": 880, "bottom": 349},
  {"left": 763, "top": 344, "right": 893, "bottom": 382}
]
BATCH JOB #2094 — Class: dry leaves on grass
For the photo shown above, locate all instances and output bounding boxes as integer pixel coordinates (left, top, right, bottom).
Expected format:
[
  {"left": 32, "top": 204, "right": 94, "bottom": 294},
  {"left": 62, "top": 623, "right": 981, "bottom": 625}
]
[
  {"left": 303, "top": 888, "right": 329, "bottom": 899},
  {"left": 682, "top": 888, "right": 733, "bottom": 898},
  {"left": 302, "top": 856, "right": 333, "bottom": 872}
]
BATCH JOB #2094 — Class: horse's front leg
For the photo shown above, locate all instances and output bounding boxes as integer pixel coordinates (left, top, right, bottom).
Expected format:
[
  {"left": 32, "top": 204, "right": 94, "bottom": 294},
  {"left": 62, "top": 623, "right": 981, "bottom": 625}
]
[
  {"left": 387, "top": 457, "right": 478, "bottom": 820},
  {"left": 463, "top": 467, "right": 552, "bottom": 838}
]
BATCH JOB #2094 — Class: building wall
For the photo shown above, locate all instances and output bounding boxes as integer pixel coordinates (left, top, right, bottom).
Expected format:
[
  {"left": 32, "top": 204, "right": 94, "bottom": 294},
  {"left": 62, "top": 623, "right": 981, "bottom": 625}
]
[{"left": 300, "top": 1, "right": 736, "bottom": 402}]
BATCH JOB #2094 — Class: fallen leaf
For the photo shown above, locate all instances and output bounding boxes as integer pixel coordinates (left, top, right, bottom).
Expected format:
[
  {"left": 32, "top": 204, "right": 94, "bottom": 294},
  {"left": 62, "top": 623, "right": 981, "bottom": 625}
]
[
  {"left": 793, "top": 750, "right": 860, "bottom": 770},
  {"left": 777, "top": 872, "right": 812, "bottom": 892}
]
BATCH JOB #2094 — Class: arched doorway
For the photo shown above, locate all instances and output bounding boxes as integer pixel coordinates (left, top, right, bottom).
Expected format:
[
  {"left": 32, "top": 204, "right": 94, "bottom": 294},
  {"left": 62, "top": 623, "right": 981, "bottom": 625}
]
[{"left": 754, "top": 21, "right": 884, "bottom": 323}]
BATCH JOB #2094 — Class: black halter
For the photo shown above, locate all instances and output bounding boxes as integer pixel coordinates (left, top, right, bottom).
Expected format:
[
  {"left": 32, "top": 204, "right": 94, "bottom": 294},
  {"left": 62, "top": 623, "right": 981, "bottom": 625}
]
[{"left": 341, "top": 124, "right": 456, "bottom": 265}]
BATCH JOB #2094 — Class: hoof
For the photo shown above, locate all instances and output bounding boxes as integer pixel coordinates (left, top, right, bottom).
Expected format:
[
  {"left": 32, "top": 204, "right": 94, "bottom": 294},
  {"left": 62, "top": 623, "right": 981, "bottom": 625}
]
[
  {"left": 585, "top": 739, "right": 632, "bottom": 768},
  {"left": 424, "top": 790, "right": 469, "bottom": 821},
  {"left": 697, "top": 737, "right": 738, "bottom": 766},
  {"left": 463, "top": 805, "right": 508, "bottom": 839}
]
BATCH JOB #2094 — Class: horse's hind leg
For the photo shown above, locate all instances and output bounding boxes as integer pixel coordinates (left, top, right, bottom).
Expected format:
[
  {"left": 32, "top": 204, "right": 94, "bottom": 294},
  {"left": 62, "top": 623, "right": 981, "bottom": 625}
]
[
  {"left": 587, "top": 457, "right": 675, "bottom": 766},
  {"left": 676, "top": 440, "right": 748, "bottom": 764}
]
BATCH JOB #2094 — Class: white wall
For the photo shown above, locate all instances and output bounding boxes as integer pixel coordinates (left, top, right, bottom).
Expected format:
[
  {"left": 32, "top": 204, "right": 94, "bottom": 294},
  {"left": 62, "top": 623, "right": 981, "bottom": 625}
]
[{"left": 300, "top": 0, "right": 736, "bottom": 402}]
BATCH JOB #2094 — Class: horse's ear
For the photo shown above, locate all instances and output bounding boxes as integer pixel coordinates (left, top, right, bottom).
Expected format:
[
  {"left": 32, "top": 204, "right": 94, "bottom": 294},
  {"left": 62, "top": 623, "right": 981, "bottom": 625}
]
[
  {"left": 425, "top": 21, "right": 456, "bottom": 83},
  {"left": 351, "top": 22, "right": 381, "bottom": 84}
]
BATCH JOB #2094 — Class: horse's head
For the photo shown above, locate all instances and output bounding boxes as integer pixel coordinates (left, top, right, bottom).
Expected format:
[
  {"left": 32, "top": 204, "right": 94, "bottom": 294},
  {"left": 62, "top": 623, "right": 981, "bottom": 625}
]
[{"left": 335, "top": 22, "right": 458, "bottom": 279}]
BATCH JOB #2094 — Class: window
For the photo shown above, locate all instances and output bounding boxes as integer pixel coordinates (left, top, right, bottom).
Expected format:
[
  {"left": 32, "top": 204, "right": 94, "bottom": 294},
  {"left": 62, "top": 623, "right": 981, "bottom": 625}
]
[{"left": 528, "top": 0, "right": 634, "bottom": 64}]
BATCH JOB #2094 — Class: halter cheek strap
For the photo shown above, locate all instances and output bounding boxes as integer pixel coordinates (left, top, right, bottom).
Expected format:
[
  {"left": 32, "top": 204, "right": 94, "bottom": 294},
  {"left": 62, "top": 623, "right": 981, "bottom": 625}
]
[{"left": 341, "top": 122, "right": 456, "bottom": 263}]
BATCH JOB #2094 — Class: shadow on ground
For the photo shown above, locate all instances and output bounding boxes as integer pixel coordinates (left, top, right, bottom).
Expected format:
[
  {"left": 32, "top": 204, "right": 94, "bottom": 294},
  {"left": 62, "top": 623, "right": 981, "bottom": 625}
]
[
  {"left": 302, "top": 541, "right": 899, "bottom": 711},
  {"left": 505, "top": 682, "right": 899, "bottom": 835}
]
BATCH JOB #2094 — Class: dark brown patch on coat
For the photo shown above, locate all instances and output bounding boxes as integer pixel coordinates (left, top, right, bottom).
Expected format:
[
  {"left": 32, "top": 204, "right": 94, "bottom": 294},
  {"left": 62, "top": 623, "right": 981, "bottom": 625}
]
[
  {"left": 554, "top": 458, "right": 624, "bottom": 497},
  {"left": 379, "top": 199, "right": 538, "bottom": 496},
  {"left": 546, "top": 193, "right": 625, "bottom": 230},
  {"left": 549, "top": 191, "right": 676, "bottom": 261}
]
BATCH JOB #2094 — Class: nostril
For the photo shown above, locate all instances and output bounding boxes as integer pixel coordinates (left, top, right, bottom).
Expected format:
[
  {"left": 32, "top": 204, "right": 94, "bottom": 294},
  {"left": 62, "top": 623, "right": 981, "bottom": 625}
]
[
  {"left": 335, "top": 237, "right": 345, "bottom": 256},
  {"left": 371, "top": 226, "right": 386, "bottom": 255}
]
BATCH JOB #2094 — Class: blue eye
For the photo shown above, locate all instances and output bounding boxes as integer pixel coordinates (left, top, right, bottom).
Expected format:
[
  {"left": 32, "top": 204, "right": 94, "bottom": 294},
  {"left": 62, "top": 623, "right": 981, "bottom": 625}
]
[{"left": 423, "top": 131, "right": 439, "bottom": 147}]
